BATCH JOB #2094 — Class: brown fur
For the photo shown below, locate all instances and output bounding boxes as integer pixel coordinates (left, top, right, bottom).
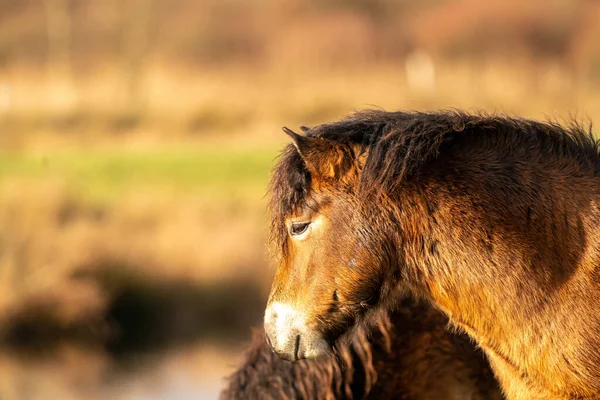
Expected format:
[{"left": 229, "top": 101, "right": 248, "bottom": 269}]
[
  {"left": 266, "top": 110, "right": 600, "bottom": 399},
  {"left": 222, "top": 297, "right": 502, "bottom": 400}
]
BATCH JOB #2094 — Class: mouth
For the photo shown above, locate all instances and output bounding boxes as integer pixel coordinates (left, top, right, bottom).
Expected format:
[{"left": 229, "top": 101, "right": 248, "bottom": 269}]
[{"left": 293, "top": 334, "right": 301, "bottom": 361}]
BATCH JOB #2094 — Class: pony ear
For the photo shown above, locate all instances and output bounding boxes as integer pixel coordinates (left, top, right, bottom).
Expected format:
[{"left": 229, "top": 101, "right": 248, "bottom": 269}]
[{"left": 283, "top": 127, "right": 361, "bottom": 180}]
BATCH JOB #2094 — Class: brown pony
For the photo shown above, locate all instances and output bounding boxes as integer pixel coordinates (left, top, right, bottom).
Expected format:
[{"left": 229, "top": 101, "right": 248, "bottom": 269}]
[
  {"left": 223, "top": 297, "right": 501, "bottom": 400},
  {"left": 263, "top": 110, "right": 600, "bottom": 400}
]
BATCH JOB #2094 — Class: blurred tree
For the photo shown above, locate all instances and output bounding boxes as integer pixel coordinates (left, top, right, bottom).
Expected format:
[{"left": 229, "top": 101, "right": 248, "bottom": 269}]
[
  {"left": 45, "top": 0, "right": 76, "bottom": 112},
  {"left": 121, "top": 0, "right": 152, "bottom": 113}
]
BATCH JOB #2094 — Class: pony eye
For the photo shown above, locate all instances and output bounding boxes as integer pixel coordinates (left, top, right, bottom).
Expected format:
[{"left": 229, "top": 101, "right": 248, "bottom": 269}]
[{"left": 290, "top": 222, "right": 310, "bottom": 237}]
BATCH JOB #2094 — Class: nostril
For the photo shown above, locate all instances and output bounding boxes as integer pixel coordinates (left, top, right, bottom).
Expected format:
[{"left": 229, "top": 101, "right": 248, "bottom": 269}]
[{"left": 293, "top": 334, "right": 301, "bottom": 361}]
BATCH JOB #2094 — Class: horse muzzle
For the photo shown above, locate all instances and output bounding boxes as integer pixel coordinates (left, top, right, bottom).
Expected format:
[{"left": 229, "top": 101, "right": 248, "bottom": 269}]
[{"left": 264, "top": 302, "right": 330, "bottom": 361}]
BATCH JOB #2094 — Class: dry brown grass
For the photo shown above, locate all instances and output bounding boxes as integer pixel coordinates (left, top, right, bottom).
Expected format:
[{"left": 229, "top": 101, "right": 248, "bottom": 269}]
[
  {"left": 2, "top": 0, "right": 600, "bottom": 357},
  {"left": 0, "top": 178, "right": 269, "bottom": 347},
  {"left": 1, "top": 2, "right": 598, "bottom": 397},
  {"left": 3, "top": 59, "right": 600, "bottom": 149},
  {"left": 2, "top": 59, "right": 600, "bottom": 349}
]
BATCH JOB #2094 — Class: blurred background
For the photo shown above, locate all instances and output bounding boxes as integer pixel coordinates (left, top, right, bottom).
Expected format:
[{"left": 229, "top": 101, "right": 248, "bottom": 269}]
[{"left": 0, "top": 0, "right": 599, "bottom": 398}]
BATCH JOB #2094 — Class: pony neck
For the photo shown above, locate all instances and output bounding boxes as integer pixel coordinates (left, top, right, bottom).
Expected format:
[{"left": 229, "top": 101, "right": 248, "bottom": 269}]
[{"left": 393, "top": 176, "right": 600, "bottom": 399}]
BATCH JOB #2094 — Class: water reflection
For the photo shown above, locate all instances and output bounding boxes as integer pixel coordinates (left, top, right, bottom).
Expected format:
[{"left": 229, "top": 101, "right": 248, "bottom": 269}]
[
  {"left": 0, "top": 343, "right": 241, "bottom": 400},
  {"left": 0, "top": 266, "right": 266, "bottom": 400}
]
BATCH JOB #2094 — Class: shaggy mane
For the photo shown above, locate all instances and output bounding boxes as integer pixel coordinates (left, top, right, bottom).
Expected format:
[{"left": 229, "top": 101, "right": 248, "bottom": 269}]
[
  {"left": 268, "top": 110, "right": 599, "bottom": 254},
  {"left": 221, "top": 309, "right": 390, "bottom": 399}
]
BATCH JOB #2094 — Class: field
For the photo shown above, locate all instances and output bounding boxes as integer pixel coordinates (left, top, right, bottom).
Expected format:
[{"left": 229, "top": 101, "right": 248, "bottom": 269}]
[
  {"left": 2, "top": 0, "right": 600, "bottom": 398},
  {"left": 3, "top": 62, "right": 600, "bottom": 331}
]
